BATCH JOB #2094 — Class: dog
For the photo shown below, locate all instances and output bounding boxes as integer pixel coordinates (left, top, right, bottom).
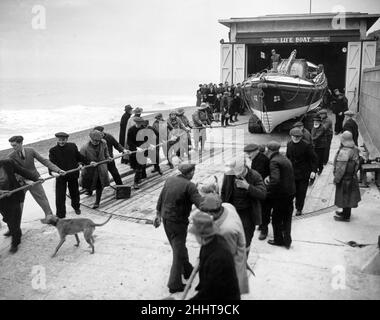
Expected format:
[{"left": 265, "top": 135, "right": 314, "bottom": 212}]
[
  {"left": 196, "top": 175, "right": 220, "bottom": 196},
  {"left": 46, "top": 214, "right": 112, "bottom": 257}
]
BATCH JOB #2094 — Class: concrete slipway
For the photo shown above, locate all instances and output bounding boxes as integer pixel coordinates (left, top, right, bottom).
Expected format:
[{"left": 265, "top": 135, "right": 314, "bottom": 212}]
[{"left": 0, "top": 111, "right": 379, "bottom": 300}]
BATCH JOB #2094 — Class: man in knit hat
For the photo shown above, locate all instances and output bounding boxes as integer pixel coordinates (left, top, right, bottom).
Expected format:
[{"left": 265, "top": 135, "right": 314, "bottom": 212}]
[
  {"left": 154, "top": 163, "right": 203, "bottom": 294},
  {"left": 200, "top": 193, "right": 249, "bottom": 295},
  {"left": 189, "top": 211, "right": 240, "bottom": 300},
  {"left": 266, "top": 141, "right": 296, "bottom": 249},
  {"left": 286, "top": 128, "right": 317, "bottom": 216}
]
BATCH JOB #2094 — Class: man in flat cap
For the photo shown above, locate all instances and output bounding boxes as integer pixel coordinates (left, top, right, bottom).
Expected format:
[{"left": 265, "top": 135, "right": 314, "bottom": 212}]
[
  {"left": 342, "top": 110, "right": 359, "bottom": 146},
  {"left": 153, "top": 113, "right": 170, "bottom": 166},
  {"left": 243, "top": 143, "right": 271, "bottom": 240},
  {"left": 265, "top": 141, "right": 295, "bottom": 249},
  {"left": 122, "top": 107, "right": 143, "bottom": 164},
  {"left": 119, "top": 105, "right": 133, "bottom": 158},
  {"left": 221, "top": 157, "right": 266, "bottom": 255},
  {"left": 8, "top": 135, "right": 65, "bottom": 223},
  {"left": 311, "top": 115, "right": 327, "bottom": 174},
  {"left": 49, "top": 132, "right": 86, "bottom": 217},
  {"left": 188, "top": 211, "right": 240, "bottom": 300},
  {"left": 286, "top": 128, "right": 317, "bottom": 216},
  {"left": 318, "top": 109, "right": 333, "bottom": 165},
  {"left": 200, "top": 193, "right": 249, "bottom": 295},
  {"left": 94, "top": 126, "right": 127, "bottom": 186},
  {"left": 192, "top": 103, "right": 211, "bottom": 151},
  {"left": 127, "top": 116, "right": 148, "bottom": 189},
  {"left": 176, "top": 108, "right": 193, "bottom": 152},
  {"left": 292, "top": 121, "right": 312, "bottom": 146},
  {"left": 154, "top": 163, "right": 203, "bottom": 294},
  {"left": 331, "top": 89, "right": 348, "bottom": 134}
]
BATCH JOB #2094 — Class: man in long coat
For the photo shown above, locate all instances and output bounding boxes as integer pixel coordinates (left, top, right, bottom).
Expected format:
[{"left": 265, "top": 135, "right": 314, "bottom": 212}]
[
  {"left": 311, "top": 115, "right": 327, "bottom": 174},
  {"left": 200, "top": 194, "right": 249, "bottom": 295},
  {"left": 331, "top": 89, "right": 348, "bottom": 134},
  {"left": 80, "top": 130, "right": 111, "bottom": 208},
  {"left": 49, "top": 132, "right": 85, "bottom": 217},
  {"left": 318, "top": 109, "right": 333, "bottom": 165},
  {"left": 221, "top": 158, "right": 267, "bottom": 255},
  {"left": 333, "top": 131, "right": 361, "bottom": 222},
  {"left": 342, "top": 110, "right": 359, "bottom": 146},
  {"left": 0, "top": 159, "right": 40, "bottom": 253},
  {"left": 119, "top": 104, "right": 133, "bottom": 149},
  {"left": 266, "top": 141, "right": 296, "bottom": 249},
  {"left": 286, "top": 128, "right": 317, "bottom": 216},
  {"left": 189, "top": 212, "right": 240, "bottom": 300},
  {"left": 154, "top": 163, "right": 203, "bottom": 294}
]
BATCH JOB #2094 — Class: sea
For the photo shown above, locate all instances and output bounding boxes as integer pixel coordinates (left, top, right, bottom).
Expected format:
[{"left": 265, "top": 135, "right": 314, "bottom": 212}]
[{"left": 0, "top": 77, "right": 197, "bottom": 151}]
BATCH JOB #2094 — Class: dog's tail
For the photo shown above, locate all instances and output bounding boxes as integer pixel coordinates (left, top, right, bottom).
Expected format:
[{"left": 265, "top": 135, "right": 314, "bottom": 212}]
[{"left": 92, "top": 214, "right": 112, "bottom": 227}]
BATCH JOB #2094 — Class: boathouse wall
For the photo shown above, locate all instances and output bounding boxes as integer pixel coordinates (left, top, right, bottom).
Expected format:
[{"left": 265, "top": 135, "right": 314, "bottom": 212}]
[{"left": 358, "top": 65, "right": 380, "bottom": 158}]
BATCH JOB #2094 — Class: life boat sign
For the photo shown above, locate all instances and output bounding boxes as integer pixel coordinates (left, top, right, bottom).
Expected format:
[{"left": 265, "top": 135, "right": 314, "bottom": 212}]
[{"left": 262, "top": 36, "right": 330, "bottom": 43}]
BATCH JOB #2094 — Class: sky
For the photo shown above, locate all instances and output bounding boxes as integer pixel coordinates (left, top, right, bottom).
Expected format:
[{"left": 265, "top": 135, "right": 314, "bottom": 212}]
[{"left": 0, "top": 0, "right": 379, "bottom": 82}]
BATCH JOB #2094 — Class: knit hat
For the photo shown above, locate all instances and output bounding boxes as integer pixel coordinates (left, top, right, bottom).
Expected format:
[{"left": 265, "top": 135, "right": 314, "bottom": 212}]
[
  {"left": 154, "top": 113, "right": 163, "bottom": 120},
  {"left": 133, "top": 107, "right": 143, "bottom": 114},
  {"left": 200, "top": 194, "right": 222, "bottom": 212},
  {"left": 289, "top": 128, "right": 303, "bottom": 137},
  {"left": 93, "top": 126, "right": 104, "bottom": 132},
  {"left": 133, "top": 116, "right": 145, "bottom": 123},
  {"left": 189, "top": 212, "right": 218, "bottom": 238},
  {"left": 89, "top": 130, "right": 103, "bottom": 141},
  {"left": 341, "top": 131, "right": 355, "bottom": 148},
  {"left": 176, "top": 108, "right": 185, "bottom": 115},
  {"left": 124, "top": 105, "right": 133, "bottom": 111}
]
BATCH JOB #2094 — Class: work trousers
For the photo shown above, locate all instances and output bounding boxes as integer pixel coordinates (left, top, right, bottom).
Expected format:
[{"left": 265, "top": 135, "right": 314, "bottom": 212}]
[
  {"left": 1, "top": 203, "right": 22, "bottom": 246},
  {"left": 270, "top": 195, "right": 294, "bottom": 247},
  {"left": 55, "top": 176, "right": 80, "bottom": 218},
  {"left": 323, "top": 136, "right": 333, "bottom": 165},
  {"left": 107, "top": 160, "right": 123, "bottom": 185},
  {"left": 342, "top": 207, "right": 351, "bottom": 219},
  {"left": 295, "top": 179, "right": 309, "bottom": 212},
  {"left": 259, "top": 199, "right": 271, "bottom": 231},
  {"left": 193, "top": 128, "right": 206, "bottom": 151},
  {"left": 134, "top": 164, "right": 147, "bottom": 184},
  {"left": 314, "top": 147, "right": 325, "bottom": 173},
  {"left": 163, "top": 219, "right": 193, "bottom": 290},
  {"left": 335, "top": 114, "right": 345, "bottom": 134},
  {"left": 236, "top": 207, "right": 255, "bottom": 249},
  {"left": 221, "top": 115, "right": 229, "bottom": 127},
  {"left": 22, "top": 183, "right": 53, "bottom": 216}
]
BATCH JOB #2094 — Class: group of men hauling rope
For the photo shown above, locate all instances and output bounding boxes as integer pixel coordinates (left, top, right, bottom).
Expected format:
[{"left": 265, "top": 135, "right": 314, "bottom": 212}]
[{"left": 0, "top": 102, "right": 362, "bottom": 300}]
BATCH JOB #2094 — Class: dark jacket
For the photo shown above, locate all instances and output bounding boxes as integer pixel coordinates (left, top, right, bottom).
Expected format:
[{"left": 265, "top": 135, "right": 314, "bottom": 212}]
[
  {"left": 342, "top": 118, "right": 359, "bottom": 146},
  {"left": 103, "top": 132, "right": 124, "bottom": 158},
  {"left": 119, "top": 112, "right": 131, "bottom": 145},
  {"left": 0, "top": 159, "right": 39, "bottom": 211},
  {"left": 267, "top": 152, "right": 296, "bottom": 199},
  {"left": 331, "top": 95, "right": 348, "bottom": 115},
  {"left": 127, "top": 125, "right": 147, "bottom": 169},
  {"left": 220, "top": 96, "right": 232, "bottom": 116},
  {"left": 333, "top": 145, "right": 361, "bottom": 208},
  {"left": 250, "top": 152, "right": 270, "bottom": 180},
  {"left": 286, "top": 140, "right": 318, "bottom": 180},
  {"left": 49, "top": 142, "right": 85, "bottom": 179},
  {"left": 156, "top": 174, "right": 203, "bottom": 224},
  {"left": 80, "top": 140, "right": 110, "bottom": 190},
  {"left": 221, "top": 167, "right": 266, "bottom": 226},
  {"left": 192, "top": 110, "right": 211, "bottom": 128},
  {"left": 190, "top": 235, "right": 240, "bottom": 300},
  {"left": 311, "top": 124, "right": 327, "bottom": 148}
]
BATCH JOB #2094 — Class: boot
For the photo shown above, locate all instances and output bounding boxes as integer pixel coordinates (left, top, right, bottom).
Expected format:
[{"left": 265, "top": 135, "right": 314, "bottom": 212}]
[
  {"left": 258, "top": 227, "right": 268, "bottom": 240},
  {"left": 3, "top": 230, "right": 11, "bottom": 237}
]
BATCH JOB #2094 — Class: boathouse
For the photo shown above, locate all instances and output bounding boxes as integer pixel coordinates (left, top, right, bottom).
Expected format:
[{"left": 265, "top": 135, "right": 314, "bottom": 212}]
[{"left": 218, "top": 12, "right": 380, "bottom": 112}]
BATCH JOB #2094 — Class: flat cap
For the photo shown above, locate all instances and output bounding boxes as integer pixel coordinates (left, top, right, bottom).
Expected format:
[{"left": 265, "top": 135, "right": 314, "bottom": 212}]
[
  {"left": 124, "top": 104, "right": 133, "bottom": 111},
  {"left": 93, "top": 126, "right": 104, "bottom": 132},
  {"left": 178, "top": 163, "right": 196, "bottom": 175},
  {"left": 133, "top": 116, "right": 145, "bottom": 123},
  {"left": 317, "top": 109, "right": 327, "bottom": 115},
  {"left": 244, "top": 143, "right": 259, "bottom": 153},
  {"left": 89, "top": 130, "right": 103, "bottom": 141},
  {"left": 289, "top": 128, "right": 303, "bottom": 137},
  {"left": 313, "top": 115, "right": 322, "bottom": 121},
  {"left": 292, "top": 121, "right": 304, "bottom": 128},
  {"left": 267, "top": 140, "right": 281, "bottom": 151},
  {"left": 8, "top": 135, "right": 24, "bottom": 143},
  {"left": 154, "top": 112, "right": 163, "bottom": 119},
  {"left": 200, "top": 194, "right": 222, "bottom": 212},
  {"left": 344, "top": 110, "right": 355, "bottom": 117},
  {"left": 199, "top": 103, "right": 207, "bottom": 109},
  {"left": 55, "top": 132, "right": 69, "bottom": 138},
  {"left": 133, "top": 107, "right": 143, "bottom": 114},
  {"left": 176, "top": 108, "right": 185, "bottom": 115},
  {"left": 189, "top": 212, "right": 217, "bottom": 237}
]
